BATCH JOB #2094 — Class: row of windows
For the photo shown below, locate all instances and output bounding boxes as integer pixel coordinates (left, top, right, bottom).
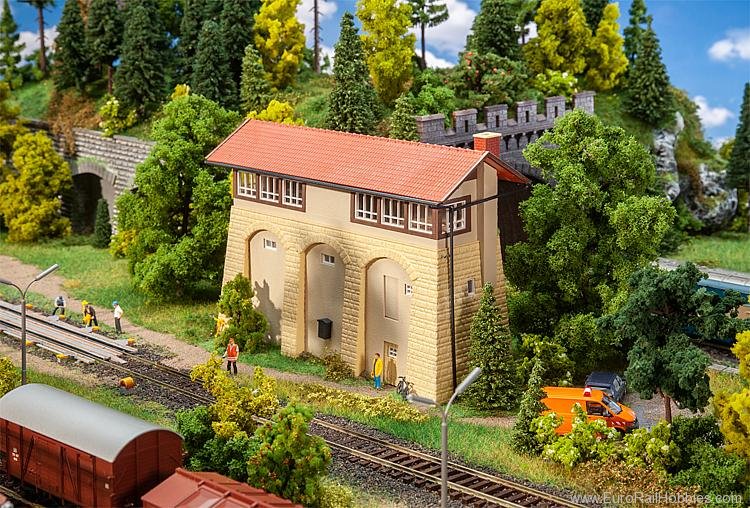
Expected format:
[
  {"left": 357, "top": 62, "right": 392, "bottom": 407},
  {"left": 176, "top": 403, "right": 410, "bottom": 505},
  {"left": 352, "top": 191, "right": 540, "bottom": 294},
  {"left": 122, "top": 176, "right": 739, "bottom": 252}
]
[{"left": 238, "top": 172, "right": 304, "bottom": 208}]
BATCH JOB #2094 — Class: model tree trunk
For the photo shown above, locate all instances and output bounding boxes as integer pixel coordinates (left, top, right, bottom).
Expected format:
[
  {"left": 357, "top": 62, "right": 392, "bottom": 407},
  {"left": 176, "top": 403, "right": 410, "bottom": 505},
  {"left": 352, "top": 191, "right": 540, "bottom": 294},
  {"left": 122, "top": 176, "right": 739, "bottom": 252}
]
[
  {"left": 420, "top": 23, "right": 426, "bottom": 69},
  {"left": 660, "top": 389, "right": 672, "bottom": 423},
  {"left": 37, "top": 5, "right": 46, "bottom": 75},
  {"left": 313, "top": 0, "right": 320, "bottom": 73}
]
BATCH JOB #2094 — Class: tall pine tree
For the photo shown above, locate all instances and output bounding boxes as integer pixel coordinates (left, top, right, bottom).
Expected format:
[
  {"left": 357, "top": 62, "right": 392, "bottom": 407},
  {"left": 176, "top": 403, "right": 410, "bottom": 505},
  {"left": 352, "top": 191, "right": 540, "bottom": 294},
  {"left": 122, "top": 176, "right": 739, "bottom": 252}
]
[
  {"left": 625, "top": 18, "right": 674, "bottom": 127},
  {"left": 54, "top": 0, "right": 90, "bottom": 91},
  {"left": 114, "top": 0, "right": 171, "bottom": 114},
  {"left": 582, "top": 0, "right": 608, "bottom": 32},
  {"left": 466, "top": 0, "right": 519, "bottom": 60},
  {"left": 389, "top": 93, "right": 419, "bottom": 140},
  {"left": 240, "top": 43, "right": 271, "bottom": 113},
  {"left": 0, "top": 0, "right": 24, "bottom": 89},
  {"left": 523, "top": 0, "right": 592, "bottom": 75},
  {"left": 192, "top": 20, "right": 238, "bottom": 110},
  {"left": 325, "top": 12, "right": 379, "bottom": 134},
  {"left": 727, "top": 82, "right": 750, "bottom": 230},
  {"left": 585, "top": 2, "right": 627, "bottom": 91},
  {"left": 410, "top": 0, "right": 448, "bottom": 69},
  {"left": 18, "top": 0, "right": 54, "bottom": 76},
  {"left": 177, "top": 0, "right": 206, "bottom": 83},
  {"left": 220, "top": 0, "right": 260, "bottom": 86},
  {"left": 623, "top": 0, "right": 647, "bottom": 65},
  {"left": 86, "top": 0, "right": 123, "bottom": 94}
]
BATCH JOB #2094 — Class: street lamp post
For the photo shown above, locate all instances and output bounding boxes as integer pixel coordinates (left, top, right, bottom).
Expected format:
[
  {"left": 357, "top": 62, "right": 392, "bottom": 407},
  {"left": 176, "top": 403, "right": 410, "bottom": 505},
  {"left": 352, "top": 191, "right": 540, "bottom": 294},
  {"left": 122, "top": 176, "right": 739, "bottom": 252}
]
[
  {"left": 408, "top": 366, "right": 482, "bottom": 508},
  {"left": 0, "top": 264, "right": 60, "bottom": 385}
]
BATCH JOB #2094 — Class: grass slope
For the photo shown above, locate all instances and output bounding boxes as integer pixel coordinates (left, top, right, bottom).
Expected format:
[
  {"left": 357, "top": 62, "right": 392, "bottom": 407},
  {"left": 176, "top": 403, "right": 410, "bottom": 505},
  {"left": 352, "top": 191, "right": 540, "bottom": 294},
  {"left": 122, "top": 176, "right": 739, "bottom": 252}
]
[
  {"left": 594, "top": 91, "right": 653, "bottom": 148},
  {"left": 671, "top": 232, "right": 750, "bottom": 273},
  {"left": 13, "top": 79, "right": 53, "bottom": 120}
]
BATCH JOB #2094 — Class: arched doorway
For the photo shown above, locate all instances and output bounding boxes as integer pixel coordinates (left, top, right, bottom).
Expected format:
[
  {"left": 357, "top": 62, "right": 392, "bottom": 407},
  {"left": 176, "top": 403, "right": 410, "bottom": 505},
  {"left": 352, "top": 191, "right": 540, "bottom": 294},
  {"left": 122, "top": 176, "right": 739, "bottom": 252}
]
[
  {"left": 247, "top": 231, "right": 285, "bottom": 342},
  {"left": 305, "top": 244, "right": 345, "bottom": 357},
  {"left": 67, "top": 173, "right": 103, "bottom": 234},
  {"left": 365, "top": 259, "right": 411, "bottom": 385}
]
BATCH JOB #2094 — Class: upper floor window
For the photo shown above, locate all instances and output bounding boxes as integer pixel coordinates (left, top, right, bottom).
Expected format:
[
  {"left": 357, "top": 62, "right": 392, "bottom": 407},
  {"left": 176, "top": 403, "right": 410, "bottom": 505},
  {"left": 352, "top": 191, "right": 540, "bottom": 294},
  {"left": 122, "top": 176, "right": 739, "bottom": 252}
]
[
  {"left": 237, "top": 171, "right": 256, "bottom": 198},
  {"left": 409, "top": 203, "right": 432, "bottom": 233},
  {"left": 260, "top": 175, "right": 279, "bottom": 202},
  {"left": 283, "top": 180, "right": 303, "bottom": 208},
  {"left": 355, "top": 193, "right": 378, "bottom": 222},
  {"left": 381, "top": 198, "right": 404, "bottom": 227},
  {"left": 441, "top": 200, "right": 467, "bottom": 233}
]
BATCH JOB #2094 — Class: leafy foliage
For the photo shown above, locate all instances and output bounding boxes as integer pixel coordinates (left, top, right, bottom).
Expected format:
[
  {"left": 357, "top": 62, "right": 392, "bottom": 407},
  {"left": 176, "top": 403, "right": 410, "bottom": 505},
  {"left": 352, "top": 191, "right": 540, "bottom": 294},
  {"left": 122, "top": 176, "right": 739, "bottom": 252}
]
[
  {"left": 86, "top": 0, "right": 123, "bottom": 93},
  {"left": 450, "top": 51, "right": 529, "bottom": 108},
  {"left": 240, "top": 43, "right": 271, "bottom": 113},
  {"left": 465, "top": 0, "right": 519, "bottom": 60},
  {"left": 524, "top": 0, "right": 592, "bottom": 75},
  {"left": 0, "top": 81, "right": 26, "bottom": 160},
  {"left": 670, "top": 443, "right": 748, "bottom": 499},
  {"left": 532, "top": 70, "right": 577, "bottom": 98},
  {"left": 714, "top": 330, "right": 750, "bottom": 462},
  {"left": 109, "top": 228, "right": 136, "bottom": 259},
  {"left": 93, "top": 198, "right": 112, "bottom": 248},
  {"left": 0, "top": 132, "right": 71, "bottom": 242},
  {"left": 585, "top": 3, "right": 627, "bottom": 91},
  {"left": 98, "top": 95, "right": 137, "bottom": 137},
  {"left": 512, "top": 358, "right": 547, "bottom": 454},
  {"left": 620, "top": 421, "right": 679, "bottom": 472},
  {"left": 465, "top": 283, "right": 518, "bottom": 410},
  {"left": 215, "top": 273, "right": 269, "bottom": 354},
  {"left": 300, "top": 384, "right": 428, "bottom": 422},
  {"left": 247, "top": 99, "right": 303, "bottom": 124},
  {"left": 389, "top": 94, "right": 419, "bottom": 140},
  {"left": 253, "top": 0, "right": 305, "bottom": 90},
  {"left": 317, "top": 478, "right": 355, "bottom": 508},
  {"left": 0, "top": 0, "right": 24, "bottom": 89},
  {"left": 517, "top": 334, "right": 573, "bottom": 386},
  {"left": 410, "top": 0, "right": 449, "bottom": 68},
  {"left": 0, "top": 356, "right": 19, "bottom": 396},
  {"left": 581, "top": 0, "right": 608, "bottom": 32},
  {"left": 192, "top": 19, "right": 238, "bottom": 110},
  {"left": 358, "top": 0, "right": 415, "bottom": 105},
  {"left": 412, "top": 83, "right": 456, "bottom": 123},
  {"left": 323, "top": 351, "right": 354, "bottom": 382},
  {"left": 247, "top": 404, "right": 331, "bottom": 506},
  {"left": 115, "top": 94, "right": 241, "bottom": 298},
  {"left": 325, "top": 12, "right": 379, "bottom": 134},
  {"left": 54, "top": 0, "right": 90, "bottom": 91},
  {"left": 727, "top": 83, "right": 750, "bottom": 194},
  {"left": 624, "top": 19, "right": 674, "bottom": 128}
]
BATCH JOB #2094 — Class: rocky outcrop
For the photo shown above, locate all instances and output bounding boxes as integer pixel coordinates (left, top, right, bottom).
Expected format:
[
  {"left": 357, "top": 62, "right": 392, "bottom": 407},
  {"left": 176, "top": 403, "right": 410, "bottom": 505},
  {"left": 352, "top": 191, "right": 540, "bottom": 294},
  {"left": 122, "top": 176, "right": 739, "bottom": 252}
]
[{"left": 653, "top": 112, "right": 683, "bottom": 201}]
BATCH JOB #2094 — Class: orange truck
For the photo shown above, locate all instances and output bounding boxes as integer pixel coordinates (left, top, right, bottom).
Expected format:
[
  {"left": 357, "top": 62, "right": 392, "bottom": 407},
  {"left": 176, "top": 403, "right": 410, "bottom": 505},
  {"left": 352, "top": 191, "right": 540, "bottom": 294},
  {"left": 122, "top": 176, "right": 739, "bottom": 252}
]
[{"left": 542, "top": 386, "right": 638, "bottom": 434}]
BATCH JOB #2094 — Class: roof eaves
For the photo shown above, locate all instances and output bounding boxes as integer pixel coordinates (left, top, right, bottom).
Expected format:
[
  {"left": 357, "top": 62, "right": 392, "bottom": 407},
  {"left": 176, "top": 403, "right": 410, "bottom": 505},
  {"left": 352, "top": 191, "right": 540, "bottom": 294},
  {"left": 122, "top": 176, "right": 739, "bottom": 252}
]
[
  {"left": 438, "top": 154, "right": 486, "bottom": 204},
  {"left": 204, "top": 118, "right": 251, "bottom": 162},
  {"left": 485, "top": 152, "right": 529, "bottom": 184}
]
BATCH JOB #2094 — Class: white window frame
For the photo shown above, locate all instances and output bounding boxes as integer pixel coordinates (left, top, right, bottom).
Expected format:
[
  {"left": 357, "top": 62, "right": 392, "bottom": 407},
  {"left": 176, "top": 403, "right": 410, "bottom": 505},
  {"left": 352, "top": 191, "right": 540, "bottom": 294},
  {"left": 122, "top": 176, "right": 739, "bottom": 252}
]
[
  {"left": 355, "top": 193, "right": 378, "bottom": 222},
  {"left": 322, "top": 253, "right": 335, "bottom": 266},
  {"left": 237, "top": 171, "right": 256, "bottom": 198},
  {"left": 259, "top": 175, "right": 279, "bottom": 202},
  {"left": 404, "top": 284, "right": 413, "bottom": 296},
  {"left": 283, "top": 180, "right": 303, "bottom": 208},
  {"left": 263, "top": 238, "right": 277, "bottom": 251},
  {"left": 409, "top": 203, "right": 433, "bottom": 233},
  {"left": 381, "top": 198, "right": 404, "bottom": 227},
  {"left": 442, "top": 200, "right": 467, "bottom": 233},
  {"left": 387, "top": 344, "right": 398, "bottom": 359},
  {"left": 467, "top": 279, "right": 475, "bottom": 296}
]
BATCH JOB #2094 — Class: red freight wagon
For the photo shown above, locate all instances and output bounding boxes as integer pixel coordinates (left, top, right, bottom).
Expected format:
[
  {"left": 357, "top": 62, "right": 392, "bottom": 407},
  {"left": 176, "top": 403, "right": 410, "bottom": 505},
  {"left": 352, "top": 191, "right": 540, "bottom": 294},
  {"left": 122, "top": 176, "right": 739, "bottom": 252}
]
[{"left": 0, "top": 384, "right": 183, "bottom": 507}]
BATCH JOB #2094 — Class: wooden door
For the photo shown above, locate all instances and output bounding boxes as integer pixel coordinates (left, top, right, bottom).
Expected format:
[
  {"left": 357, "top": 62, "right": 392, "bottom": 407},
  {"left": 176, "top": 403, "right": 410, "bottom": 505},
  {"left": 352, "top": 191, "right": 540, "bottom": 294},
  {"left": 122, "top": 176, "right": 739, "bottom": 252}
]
[{"left": 383, "top": 342, "right": 398, "bottom": 386}]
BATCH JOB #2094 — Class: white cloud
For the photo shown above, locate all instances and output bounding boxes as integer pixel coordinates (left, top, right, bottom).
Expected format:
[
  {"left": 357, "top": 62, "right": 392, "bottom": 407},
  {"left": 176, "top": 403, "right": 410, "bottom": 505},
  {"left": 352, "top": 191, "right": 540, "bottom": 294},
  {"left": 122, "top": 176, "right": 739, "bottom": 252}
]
[
  {"left": 694, "top": 96, "right": 734, "bottom": 128},
  {"left": 18, "top": 27, "right": 57, "bottom": 59},
  {"left": 524, "top": 21, "right": 537, "bottom": 41},
  {"left": 297, "top": 0, "right": 338, "bottom": 42},
  {"left": 320, "top": 44, "right": 335, "bottom": 73},
  {"left": 708, "top": 28, "right": 750, "bottom": 61},
  {"left": 711, "top": 136, "right": 731, "bottom": 149},
  {"left": 411, "top": 0, "right": 476, "bottom": 57},
  {"left": 423, "top": 50, "right": 453, "bottom": 69}
]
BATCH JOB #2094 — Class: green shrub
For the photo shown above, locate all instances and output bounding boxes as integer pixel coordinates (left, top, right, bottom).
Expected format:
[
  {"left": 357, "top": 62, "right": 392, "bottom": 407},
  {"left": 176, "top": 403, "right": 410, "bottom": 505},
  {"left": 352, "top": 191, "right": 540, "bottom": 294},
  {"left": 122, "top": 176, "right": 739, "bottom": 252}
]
[
  {"left": 93, "top": 198, "right": 112, "bottom": 248},
  {"left": 301, "top": 384, "right": 428, "bottom": 423},
  {"left": 316, "top": 478, "right": 355, "bottom": 508},
  {"left": 670, "top": 414, "right": 723, "bottom": 471},
  {"left": 323, "top": 351, "right": 354, "bottom": 382},
  {"left": 98, "top": 95, "right": 137, "bottom": 137},
  {"left": 0, "top": 357, "right": 19, "bottom": 396},
  {"left": 621, "top": 421, "right": 680, "bottom": 473},
  {"left": 215, "top": 274, "right": 269, "bottom": 354},
  {"left": 532, "top": 70, "right": 578, "bottom": 98},
  {"left": 518, "top": 334, "right": 573, "bottom": 386},
  {"left": 109, "top": 229, "right": 136, "bottom": 259},
  {"left": 512, "top": 358, "right": 547, "bottom": 454},
  {"left": 671, "top": 443, "right": 747, "bottom": 499},
  {"left": 176, "top": 405, "right": 214, "bottom": 462}
]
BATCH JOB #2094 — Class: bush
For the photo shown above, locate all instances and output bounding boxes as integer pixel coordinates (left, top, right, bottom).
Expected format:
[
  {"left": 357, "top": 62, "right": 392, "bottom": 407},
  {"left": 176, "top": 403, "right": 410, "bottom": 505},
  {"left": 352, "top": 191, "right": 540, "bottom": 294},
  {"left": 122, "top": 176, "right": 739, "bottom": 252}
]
[
  {"left": 532, "top": 70, "right": 578, "bottom": 98},
  {"left": 621, "top": 421, "right": 680, "bottom": 473},
  {"left": 517, "top": 334, "right": 573, "bottom": 386},
  {"left": 671, "top": 443, "right": 747, "bottom": 499},
  {"left": 215, "top": 274, "right": 269, "bottom": 354},
  {"left": 47, "top": 89, "right": 100, "bottom": 155},
  {"left": 93, "top": 198, "right": 112, "bottom": 248},
  {"left": 512, "top": 358, "right": 547, "bottom": 454},
  {"left": 109, "top": 229, "right": 136, "bottom": 259},
  {"left": 98, "top": 95, "right": 137, "bottom": 137},
  {"left": 316, "top": 478, "right": 355, "bottom": 508},
  {"left": 670, "top": 414, "right": 723, "bottom": 471},
  {"left": 323, "top": 352, "right": 354, "bottom": 382},
  {"left": 301, "top": 384, "right": 428, "bottom": 423},
  {"left": 0, "top": 357, "right": 19, "bottom": 396}
]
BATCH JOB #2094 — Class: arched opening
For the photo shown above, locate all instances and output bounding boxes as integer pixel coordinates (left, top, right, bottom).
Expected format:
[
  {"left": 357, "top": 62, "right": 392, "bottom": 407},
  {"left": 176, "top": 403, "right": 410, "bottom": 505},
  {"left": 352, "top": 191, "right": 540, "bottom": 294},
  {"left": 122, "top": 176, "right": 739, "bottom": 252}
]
[
  {"left": 247, "top": 231, "right": 284, "bottom": 342},
  {"left": 305, "top": 244, "right": 345, "bottom": 357},
  {"left": 66, "top": 173, "right": 103, "bottom": 234},
  {"left": 365, "top": 258, "right": 411, "bottom": 386}
]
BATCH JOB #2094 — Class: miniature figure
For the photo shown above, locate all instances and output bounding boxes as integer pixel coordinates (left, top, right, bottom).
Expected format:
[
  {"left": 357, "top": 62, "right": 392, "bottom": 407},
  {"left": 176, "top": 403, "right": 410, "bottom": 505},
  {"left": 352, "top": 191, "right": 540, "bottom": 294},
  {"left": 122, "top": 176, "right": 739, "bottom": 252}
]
[
  {"left": 372, "top": 353, "right": 383, "bottom": 389},
  {"left": 224, "top": 337, "right": 239, "bottom": 375},
  {"left": 52, "top": 295, "right": 66, "bottom": 316},
  {"left": 113, "top": 301, "right": 123, "bottom": 334}
]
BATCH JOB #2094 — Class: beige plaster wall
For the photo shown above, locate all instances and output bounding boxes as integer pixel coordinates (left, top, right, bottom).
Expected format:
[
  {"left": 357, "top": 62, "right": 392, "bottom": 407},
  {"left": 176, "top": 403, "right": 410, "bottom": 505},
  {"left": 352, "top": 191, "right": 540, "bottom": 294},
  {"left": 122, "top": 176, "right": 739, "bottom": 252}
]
[
  {"left": 305, "top": 244, "right": 345, "bottom": 356},
  {"left": 247, "top": 231, "right": 285, "bottom": 341}
]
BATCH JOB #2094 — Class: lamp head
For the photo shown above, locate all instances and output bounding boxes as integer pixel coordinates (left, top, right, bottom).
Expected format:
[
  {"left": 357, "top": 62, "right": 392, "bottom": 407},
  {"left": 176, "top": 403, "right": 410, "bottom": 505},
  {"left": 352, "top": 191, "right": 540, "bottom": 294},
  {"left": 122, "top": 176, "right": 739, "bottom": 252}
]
[
  {"left": 407, "top": 394, "right": 436, "bottom": 406},
  {"left": 0, "top": 277, "right": 13, "bottom": 286},
  {"left": 454, "top": 367, "right": 482, "bottom": 397},
  {"left": 34, "top": 264, "right": 59, "bottom": 281}
]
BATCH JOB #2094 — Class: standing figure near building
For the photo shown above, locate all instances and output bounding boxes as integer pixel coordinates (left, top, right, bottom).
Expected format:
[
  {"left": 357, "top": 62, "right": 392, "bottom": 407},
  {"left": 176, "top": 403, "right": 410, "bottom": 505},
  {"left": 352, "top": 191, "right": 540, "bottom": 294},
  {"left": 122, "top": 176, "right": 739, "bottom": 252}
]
[
  {"left": 85, "top": 303, "right": 99, "bottom": 328},
  {"left": 113, "top": 301, "right": 123, "bottom": 334},
  {"left": 225, "top": 337, "right": 239, "bottom": 375},
  {"left": 52, "top": 295, "right": 66, "bottom": 316},
  {"left": 372, "top": 353, "right": 383, "bottom": 389}
]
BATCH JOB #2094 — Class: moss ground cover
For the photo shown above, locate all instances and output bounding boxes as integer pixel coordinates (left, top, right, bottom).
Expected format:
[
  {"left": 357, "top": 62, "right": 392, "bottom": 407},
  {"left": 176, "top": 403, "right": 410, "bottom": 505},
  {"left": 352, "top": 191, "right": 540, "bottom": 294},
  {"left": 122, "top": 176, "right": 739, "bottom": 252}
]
[
  {"left": 672, "top": 232, "right": 750, "bottom": 273},
  {"left": 13, "top": 79, "right": 54, "bottom": 120}
]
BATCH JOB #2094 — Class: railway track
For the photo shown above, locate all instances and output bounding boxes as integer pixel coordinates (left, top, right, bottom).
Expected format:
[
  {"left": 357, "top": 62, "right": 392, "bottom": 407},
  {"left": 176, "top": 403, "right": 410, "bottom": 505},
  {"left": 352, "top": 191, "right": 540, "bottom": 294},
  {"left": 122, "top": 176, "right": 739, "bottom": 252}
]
[{"left": 0, "top": 301, "right": 581, "bottom": 508}]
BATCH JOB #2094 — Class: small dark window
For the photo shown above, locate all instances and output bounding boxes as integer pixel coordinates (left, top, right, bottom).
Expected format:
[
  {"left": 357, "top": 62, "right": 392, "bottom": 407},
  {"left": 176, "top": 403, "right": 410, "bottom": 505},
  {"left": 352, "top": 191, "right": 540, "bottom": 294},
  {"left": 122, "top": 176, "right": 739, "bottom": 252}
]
[
  {"left": 554, "top": 106, "right": 559, "bottom": 117},
  {"left": 586, "top": 402, "right": 607, "bottom": 416},
  {"left": 464, "top": 119, "right": 469, "bottom": 132},
  {"left": 495, "top": 115, "right": 500, "bottom": 128},
  {"left": 467, "top": 279, "right": 475, "bottom": 295},
  {"left": 525, "top": 110, "right": 530, "bottom": 123}
]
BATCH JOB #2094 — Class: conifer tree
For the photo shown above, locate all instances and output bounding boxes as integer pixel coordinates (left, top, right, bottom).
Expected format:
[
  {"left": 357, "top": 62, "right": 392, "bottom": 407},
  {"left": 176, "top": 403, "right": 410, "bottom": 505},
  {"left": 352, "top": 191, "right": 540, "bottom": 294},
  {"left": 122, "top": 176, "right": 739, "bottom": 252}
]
[
  {"left": 623, "top": 0, "right": 647, "bottom": 65},
  {"left": 253, "top": 0, "right": 305, "bottom": 90},
  {"left": 240, "top": 43, "right": 271, "bottom": 113},
  {"left": 727, "top": 83, "right": 750, "bottom": 231},
  {"left": 358, "top": 0, "right": 415, "bottom": 105},
  {"left": 192, "top": 20, "right": 238, "bottom": 110},
  {"left": 54, "top": 0, "right": 90, "bottom": 91},
  {"left": 389, "top": 94, "right": 418, "bottom": 140},
  {"left": 523, "top": 0, "right": 592, "bottom": 75},
  {"left": 465, "top": 283, "right": 518, "bottom": 411},
  {"left": 511, "top": 358, "right": 546, "bottom": 454},
  {"left": 114, "top": 0, "right": 171, "bottom": 114},
  {"left": 0, "top": 0, "right": 24, "bottom": 89},
  {"left": 581, "top": 0, "right": 608, "bottom": 32},
  {"left": 624, "top": 18, "right": 674, "bottom": 127},
  {"left": 177, "top": 0, "right": 207, "bottom": 83},
  {"left": 86, "top": 0, "right": 122, "bottom": 94},
  {"left": 93, "top": 198, "right": 112, "bottom": 248},
  {"left": 220, "top": 0, "right": 260, "bottom": 86},
  {"left": 585, "top": 3, "right": 627, "bottom": 91},
  {"left": 410, "top": 0, "right": 448, "bottom": 69},
  {"left": 325, "top": 12, "right": 378, "bottom": 134},
  {"left": 466, "top": 0, "right": 519, "bottom": 60},
  {"left": 18, "top": 0, "right": 54, "bottom": 76}
]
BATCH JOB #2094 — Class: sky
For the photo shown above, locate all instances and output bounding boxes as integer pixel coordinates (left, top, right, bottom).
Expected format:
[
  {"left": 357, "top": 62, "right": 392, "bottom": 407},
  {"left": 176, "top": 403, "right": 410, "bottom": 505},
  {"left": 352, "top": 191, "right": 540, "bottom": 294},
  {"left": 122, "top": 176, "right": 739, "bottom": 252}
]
[{"left": 6, "top": 0, "right": 750, "bottom": 143}]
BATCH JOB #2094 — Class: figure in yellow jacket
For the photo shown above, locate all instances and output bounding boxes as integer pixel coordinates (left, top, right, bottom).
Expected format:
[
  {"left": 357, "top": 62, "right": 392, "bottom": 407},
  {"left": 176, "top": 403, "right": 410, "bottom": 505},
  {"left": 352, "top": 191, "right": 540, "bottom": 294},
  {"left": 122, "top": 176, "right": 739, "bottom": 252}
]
[{"left": 372, "top": 353, "right": 383, "bottom": 389}]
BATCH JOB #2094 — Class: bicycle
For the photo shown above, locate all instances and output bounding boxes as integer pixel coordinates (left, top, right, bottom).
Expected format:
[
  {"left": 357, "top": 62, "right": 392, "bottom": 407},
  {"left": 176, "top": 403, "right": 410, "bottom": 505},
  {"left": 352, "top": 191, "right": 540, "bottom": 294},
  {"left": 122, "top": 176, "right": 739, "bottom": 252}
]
[{"left": 396, "top": 376, "right": 414, "bottom": 399}]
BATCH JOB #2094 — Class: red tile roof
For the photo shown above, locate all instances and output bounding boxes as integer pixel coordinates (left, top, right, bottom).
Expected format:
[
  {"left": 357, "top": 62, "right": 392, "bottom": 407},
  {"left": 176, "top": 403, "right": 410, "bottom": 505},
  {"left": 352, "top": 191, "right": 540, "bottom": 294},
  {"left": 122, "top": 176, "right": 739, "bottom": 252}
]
[{"left": 206, "top": 120, "right": 527, "bottom": 204}]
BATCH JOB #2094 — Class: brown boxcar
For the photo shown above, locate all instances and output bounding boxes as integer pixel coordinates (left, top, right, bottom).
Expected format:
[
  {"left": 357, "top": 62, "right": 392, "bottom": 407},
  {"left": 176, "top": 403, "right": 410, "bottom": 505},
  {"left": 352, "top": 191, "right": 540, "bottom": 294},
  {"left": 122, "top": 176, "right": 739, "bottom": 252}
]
[
  {"left": 142, "top": 468, "right": 303, "bottom": 508},
  {"left": 0, "top": 384, "right": 182, "bottom": 507}
]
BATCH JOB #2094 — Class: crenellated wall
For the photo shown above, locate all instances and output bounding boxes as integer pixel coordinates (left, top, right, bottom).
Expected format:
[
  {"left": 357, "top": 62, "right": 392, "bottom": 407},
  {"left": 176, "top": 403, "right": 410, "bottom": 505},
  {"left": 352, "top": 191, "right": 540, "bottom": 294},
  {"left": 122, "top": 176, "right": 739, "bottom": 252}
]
[{"left": 415, "top": 91, "right": 596, "bottom": 150}]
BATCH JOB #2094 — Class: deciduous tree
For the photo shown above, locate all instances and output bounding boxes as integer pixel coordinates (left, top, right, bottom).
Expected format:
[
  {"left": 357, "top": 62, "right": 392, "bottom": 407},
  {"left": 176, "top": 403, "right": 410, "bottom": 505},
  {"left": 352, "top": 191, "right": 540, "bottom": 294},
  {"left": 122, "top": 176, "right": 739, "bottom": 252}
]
[
  {"left": 585, "top": 2, "right": 627, "bottom": 91},
  {"left": 523, "top": 0, "right": 592, "bottom": 76},
  {"left": 0, "top": 0, "right": 25, "bottom": 89},
  {"left": 18, "top": 0, "right": 54, "bottom": 76},
  {"left": 0, "top": 132, "right": 71, "bottom": 242},
  {"left": 240, "top": 43, "right": 271, "bottom": 113},
  {"left": 465, "top": 0, "right": 519, "bottom": 60},
  {"left": 0, "top": 82, "right": 26, "bottom": 162},
  {"left": 389, "top": 93, "right": 419, "bottom": 140},
  {"left": 114, "top": 0, "right": 171, "bottom": 114},
  {"left": 325, "top": 12, "right": 378, "bottom": 134},
  {"left": 714, "top": 330, "right": 750, "bottom": 461},
  {"left": 727, "top": 83, "right": 750, "bottom": 231},
  {"left": 581, "top": 0, "right": 608, "bottom": 32},
  {"left": 603, "top": 263, "right": 746, "bottom": 422},
  {"left": 247, "top": 99, "right": 302, "bottom": 124},
  {"left": 623, "top": 0, "right": 647, "bottom": 65},
  {"left": 192, "top": 20, "right": 238, "bottom": 110},
  {"left": 465, "top": 283, "right": 518, "bottom": 410},
  {"left": 115, "top": 94, "right": 241, "bottom": 298},
  {"left": 624, "top": 18, "right": 674, "bottom": 127},
  {"left": 86, "top": 0, "right": 122, "bottom": 94},
  {"left": 253, "top": 0, "right": 305, "bottom": 90},
  {"left": 54, "top": 0, "right": 90, "bottom": 91},
  {"left": 410, "top": 0, "right": 448, "bottom": 69},
  {"left": 357, "top": 0, "right": 415, "bottom": 105},
  {"left": 220, "top": 0, "right": 260, "bottom": 86}
]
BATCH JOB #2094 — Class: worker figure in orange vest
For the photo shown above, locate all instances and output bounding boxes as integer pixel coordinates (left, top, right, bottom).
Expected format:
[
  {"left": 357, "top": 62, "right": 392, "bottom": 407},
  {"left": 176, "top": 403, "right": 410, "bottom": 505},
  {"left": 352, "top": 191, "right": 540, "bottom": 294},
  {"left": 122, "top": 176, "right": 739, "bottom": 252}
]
[
  {"left": 372, "top": 353, "right": 383, "bottom": 389},
  {"left": 224, "top": 337, "right": 239, "bottom": 375}
]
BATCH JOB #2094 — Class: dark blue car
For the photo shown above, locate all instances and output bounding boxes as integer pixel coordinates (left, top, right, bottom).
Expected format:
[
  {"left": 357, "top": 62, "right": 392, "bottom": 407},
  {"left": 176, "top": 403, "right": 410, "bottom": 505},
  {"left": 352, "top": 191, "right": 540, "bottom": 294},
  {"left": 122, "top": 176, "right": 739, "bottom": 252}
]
[{"left": 585, "top": 372, "right": 626, "bottom": 402}]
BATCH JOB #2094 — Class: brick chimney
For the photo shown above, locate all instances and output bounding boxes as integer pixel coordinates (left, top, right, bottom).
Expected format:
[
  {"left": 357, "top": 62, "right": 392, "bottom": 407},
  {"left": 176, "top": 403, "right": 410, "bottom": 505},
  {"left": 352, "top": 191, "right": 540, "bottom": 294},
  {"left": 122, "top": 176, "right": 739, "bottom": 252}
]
[{"left": 473, "top": 132, "right": 501, "bottom": 158}]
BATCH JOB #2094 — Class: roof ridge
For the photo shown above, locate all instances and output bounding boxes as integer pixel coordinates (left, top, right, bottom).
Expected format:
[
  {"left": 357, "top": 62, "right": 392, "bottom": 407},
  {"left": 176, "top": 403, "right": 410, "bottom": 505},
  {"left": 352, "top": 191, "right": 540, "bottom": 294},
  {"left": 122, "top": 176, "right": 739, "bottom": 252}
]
[{"left": 247, "top": 119, "right": 483, "bottom": 156}]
